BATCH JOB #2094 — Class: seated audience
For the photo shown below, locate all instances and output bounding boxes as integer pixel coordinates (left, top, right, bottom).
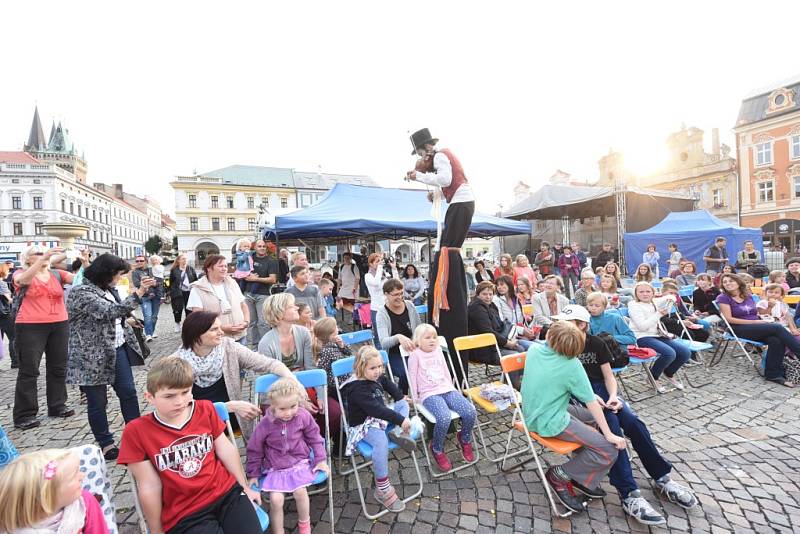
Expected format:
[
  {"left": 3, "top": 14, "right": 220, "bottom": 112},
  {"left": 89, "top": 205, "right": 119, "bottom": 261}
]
[
  {"left": 513, "top": 254, "right": 538, "bottom": 286},
  {"left": 573, "top": 271, "right": 597, "bottom": 307},
  {"left": 531, "top": 275, "right": 569, "bottom": 329},
  {"left": 187, "top": 254, "right": 249, "bottom": 344},
  {"left": 494, "top": 253, "right": 514, "bottom": 280},
  {"left": 676, "top": 261, "right": 698, "bottom": 288},
  {"left": 402, "top": 263, "right": 426, "bottom": 305},
  {"left": 634, "top": 263, "right": 655, "bottom": 283},
  {"left": 713, "top": 264, "right": 736, "bottom": 288},
  {"left": 757, "top": 284, "right": 800, "bottom": 341},
  {"left": 586, "top": 292, "right": 637, "bottom": 347},
  {"left": 467, "top": 281, "right": 523, "bottom": 364},
  {"left": 692, "top": 274, "right": 722, "bottom": 325},
  {"left": 376, "top": 279, "right": 422, "bottom": 394},
  {"left": 599, "top": 273, "right": 630, "bottom": 308},
  {"left": 474, "top": 259, "right": 494, "bottom": 283},
  {"left": 768, "top": 269, "right": 790, "bottom": 291},
  {"left": 659, "top": 281, "right": 710, "bottom": 343}
]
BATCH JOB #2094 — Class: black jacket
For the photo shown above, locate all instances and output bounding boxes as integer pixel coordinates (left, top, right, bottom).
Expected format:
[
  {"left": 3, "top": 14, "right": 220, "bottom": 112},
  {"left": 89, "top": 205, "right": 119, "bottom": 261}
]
[
  {"left": 467, "top": 298, "right": 506, "bottom": 364},
  {"left": 692, "top": 287, "right": 721, "bottom": 315},
  {"left": 594, "top": 250, "right": 617, "bottom": 267},
  {"left": 787, "top": 271, "right": 800, "bottom": 290},
  {"left": 168, "top": 266, "right": 198, "bottom": 298},
  {"left": 341, "top": 375, "right": 405, "bottom": 427}
]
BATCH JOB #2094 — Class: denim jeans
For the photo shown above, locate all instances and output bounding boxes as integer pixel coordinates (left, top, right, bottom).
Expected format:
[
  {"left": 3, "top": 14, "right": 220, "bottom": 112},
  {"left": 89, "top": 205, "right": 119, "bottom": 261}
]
[
  {"left": 140, "top": 296, "right": 161, "bottom": 336},
  {"left": 371, "top": 309, "right": 379, "bottom": 346},
  {"left": 590, "top": 381, "right": 671, "bottom": 498},
  {"left": 732, "top": 322, "right": 800, "bottom": 380},
  {"left": 636, "top": 336, "right": 692, "bottom": 380},
  {"left": 361, "top": 399, "right": 409, "bottom": 479},
  {"left": 83, "top": 345, "right": 141, "bottom": 448}
]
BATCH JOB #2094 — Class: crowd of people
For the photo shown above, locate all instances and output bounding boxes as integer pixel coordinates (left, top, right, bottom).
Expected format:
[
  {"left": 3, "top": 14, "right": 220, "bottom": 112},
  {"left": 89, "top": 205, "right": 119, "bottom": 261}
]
[{"left": 0, "top": 232, "right": 798, "bottom": 533}]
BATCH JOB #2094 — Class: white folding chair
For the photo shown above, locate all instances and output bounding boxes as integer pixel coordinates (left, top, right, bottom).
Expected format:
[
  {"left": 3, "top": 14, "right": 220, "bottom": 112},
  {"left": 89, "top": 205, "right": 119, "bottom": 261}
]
[
  {"left": 250, "top": 370, "right": 335, "bottom": 533},
  {"left": 667, "top": 307, "right": 714, "bottom": 388},
  {"left": 71, "top": 445, "right": 119, "bottom": 534},
  {"left": 708, "top": 302, "right": 762, "bottom": 367},
  {"left": 332, "top": 352, "right": 424, "bottom": 520},
  {"left": 399, "top": 337, "right": 479, "bottom": 477}
]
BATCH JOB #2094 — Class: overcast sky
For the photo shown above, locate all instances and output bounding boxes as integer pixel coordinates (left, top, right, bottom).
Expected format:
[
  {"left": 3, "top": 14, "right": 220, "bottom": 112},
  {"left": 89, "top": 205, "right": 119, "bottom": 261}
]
[{"left": 2, "top": 1, "right": 798, "bottom": 216}]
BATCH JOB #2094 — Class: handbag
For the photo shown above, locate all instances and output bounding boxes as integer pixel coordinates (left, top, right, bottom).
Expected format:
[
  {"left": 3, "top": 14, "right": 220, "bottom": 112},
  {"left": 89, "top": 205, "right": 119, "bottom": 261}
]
[
  {"left": 132, "top": 322, "right": 151, "bottom": 359},
  {"left": 500, "top": 319, "right": 517, "bottom": 341},
  {"left": 0, "top": 297, "right": 10, "bottom": 317},
  {"left": 595, "top": 332, "right": 629, "bottom": 368}
]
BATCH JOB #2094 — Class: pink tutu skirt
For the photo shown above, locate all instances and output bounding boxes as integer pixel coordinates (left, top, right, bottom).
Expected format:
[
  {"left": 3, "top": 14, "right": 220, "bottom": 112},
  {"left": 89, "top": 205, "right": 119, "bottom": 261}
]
[{"left": 259, "top": 459, "right": 315, "bottom": 493}]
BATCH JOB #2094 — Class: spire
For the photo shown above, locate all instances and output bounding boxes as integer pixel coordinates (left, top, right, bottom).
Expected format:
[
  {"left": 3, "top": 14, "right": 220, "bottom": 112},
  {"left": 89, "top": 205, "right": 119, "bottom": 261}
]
[
  {"left": 48, "top": 120, "right": 56, "bottom": 144},
  {"left": 25, "top": 106, "right": 46, "bottom": 152}
]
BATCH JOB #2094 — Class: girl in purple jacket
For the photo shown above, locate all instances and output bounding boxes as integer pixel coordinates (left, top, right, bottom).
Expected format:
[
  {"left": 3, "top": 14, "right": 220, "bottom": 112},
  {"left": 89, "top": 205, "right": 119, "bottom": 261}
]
[{"left": 246, "top": 378, "right": 329, "bottom": 534}]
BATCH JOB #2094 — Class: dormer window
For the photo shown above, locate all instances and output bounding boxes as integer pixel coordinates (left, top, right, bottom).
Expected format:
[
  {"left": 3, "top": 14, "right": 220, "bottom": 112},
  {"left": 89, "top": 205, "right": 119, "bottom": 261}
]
[{"left": 766, "top": 88, "right": 795, "bottom": 114}]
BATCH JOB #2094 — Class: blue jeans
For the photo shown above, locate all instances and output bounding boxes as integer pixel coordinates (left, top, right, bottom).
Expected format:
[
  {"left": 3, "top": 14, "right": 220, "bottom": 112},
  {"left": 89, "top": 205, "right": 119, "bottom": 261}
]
[
  {"left": 140, "top": 296, "right": 161, "bottom": 336},
  {"left": 590, "top": 381, "right": 671, "bottom": 498},
  {"left": 370, "top": 309, "right": 379, "bottom": 346},
  {"left": 83, "top": 345, "right": 141, "bottom": 448},
  {"left": 422, "top": 390, "right": 476, "bottom": 453},
  {"left": 361, "top": 399, "right": 409, "bottom": 479},
  {"left": 636, "top": 336, "right": 691, "bottom": 380},
  {"left": 516, "top": 339, "right": 533, "bottom": 350},
  {"left": 732, "top": 322, "right": 800, "bottom": 380},
  {"left": 388, "top": 352, "right": 409, "bottom": 394}
]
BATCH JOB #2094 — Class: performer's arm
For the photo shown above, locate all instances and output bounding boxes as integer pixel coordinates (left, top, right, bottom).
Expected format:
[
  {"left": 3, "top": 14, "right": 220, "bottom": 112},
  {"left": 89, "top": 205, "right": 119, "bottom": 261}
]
[{"left": 414, "top": 152, "right": 452, "bottom": 188}]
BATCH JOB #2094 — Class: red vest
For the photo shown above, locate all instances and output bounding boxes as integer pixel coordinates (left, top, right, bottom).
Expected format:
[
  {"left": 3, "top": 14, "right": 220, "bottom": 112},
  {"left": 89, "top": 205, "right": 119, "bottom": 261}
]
[{"left": 438, "top": 148, "right": 468, "bottom": 203}]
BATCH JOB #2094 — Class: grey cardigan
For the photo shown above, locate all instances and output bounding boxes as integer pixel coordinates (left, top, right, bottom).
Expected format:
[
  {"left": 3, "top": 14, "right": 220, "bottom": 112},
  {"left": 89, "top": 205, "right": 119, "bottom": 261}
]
[
  {"left": 257, "top": 325, "right": 321, "bottom": 399},
  {"left": 531, "top": 291, "right": 569, "bottom": 327},
  {"left": 376, "top": 300, "right": 422, "bottom": 350}
]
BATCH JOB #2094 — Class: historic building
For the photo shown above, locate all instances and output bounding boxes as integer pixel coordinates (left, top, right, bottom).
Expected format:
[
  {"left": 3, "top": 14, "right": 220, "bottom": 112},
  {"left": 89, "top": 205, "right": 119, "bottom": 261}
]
[
  {"left": 24, "top": 106, "right": 88, "bottom": 184},
  {"left": 93, "top": 183, "right": 150, "bottom": 259},
  {"left": 735, "top": 74, "right": 800, "bottom": 251}
]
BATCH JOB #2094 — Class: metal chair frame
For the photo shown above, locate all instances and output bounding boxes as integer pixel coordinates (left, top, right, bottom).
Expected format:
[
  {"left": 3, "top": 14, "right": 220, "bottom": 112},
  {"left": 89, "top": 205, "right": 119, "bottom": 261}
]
[{"left": 708, "top": 301, "right": 762, "bottom": 367}]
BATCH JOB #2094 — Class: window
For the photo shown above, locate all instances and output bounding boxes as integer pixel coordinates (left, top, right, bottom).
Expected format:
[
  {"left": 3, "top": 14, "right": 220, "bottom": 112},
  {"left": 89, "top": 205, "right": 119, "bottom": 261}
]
[
  {"left": 248, "top": 217, "right": 256, "bottom": 231},
  {"left": 92, "top": 209, "right": 96, "bottom": 220},
  {"left": 93, "top": 230, "right": 98, "bottom": 241},
  {"left": 33, "top": 196, "right": 43, "bottom": 210},
  {"left": 280, "top": 197, "right": 288, "bottom": 208},
  {"left": 263, "top": 196, "right": 269, "bottom": 207},
  {"left": 188, "top": 194, "right": 197, "bottom": 208},
  {"left": 70, "top": 202, "right": 74, "bottom": 214},
  {"left": 794, "top": 176, "right": 800, "bottom": 199},
  {"left": 78, "top": 205, "right": 82, "bottom": 217},
  {"left": 13, "top": 223, "right": 22, "bottom": 235},
  {"left": 33, "top": 179, "right": 40, "bottom": 184},
  {"left": 227, "top": 218, "right": 236, "bottom": 231},
  {"left": 792, "top": 135, "right": 800, "bottom": 160},
  {"left": 226, "top": 196, "right": 234, "bottom": 209},
  {"left": 11, "top": 179, "right": 19, "bottom": 184},
  {"left": 211, "top": 217, "right": 220, "bottom": 231},
  {"left": 712, "top": 188, "right": 724, "bottom": 207},
  {"left": 35, "top": 223, "right": 43, "bottom": 235},
  {"left": 211, "top": 195, "right": 219, "bottom": 209},
  {"left": 755, "top": 142, "right": 772, "bottom": 166},
  {"left": 300, "top": 193, "right": 313, "bottom": 207},
  {"left": 247, "top": 196, "right": 255, "bottom": 209},
  {"left": 190, "top": 217, "right": 198, "bottom": 231},
  {"left": 11, "top": 196, "right": 22, "bottom": 210},
  {"left": 61, "top": 199, "right": 66, "bottom": 212},
  {"left": 757, "top": 181, "right": 774, "bottom": 203}
]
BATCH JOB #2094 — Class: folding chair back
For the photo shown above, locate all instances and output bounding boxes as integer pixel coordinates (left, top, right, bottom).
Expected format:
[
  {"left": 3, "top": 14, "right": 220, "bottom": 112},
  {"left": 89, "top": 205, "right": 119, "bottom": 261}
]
[
  {"left": 71, "top": 445, "right": 119, "bottom": 534},
  {"left": 710, "top": 301, "right": 761, "bottom": 366},
  {"left": 339, "top": 329, "right": 374, "bottom": 347}
]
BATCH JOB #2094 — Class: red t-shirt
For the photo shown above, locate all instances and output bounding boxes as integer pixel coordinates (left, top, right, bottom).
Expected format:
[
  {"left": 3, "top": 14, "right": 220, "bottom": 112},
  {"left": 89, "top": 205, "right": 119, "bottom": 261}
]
[
  {"left": 13, "top": 269, "right": 70, "bottom": 323},
  {"left": 118, "top": 400, "right": 236, "bottom": 532}
]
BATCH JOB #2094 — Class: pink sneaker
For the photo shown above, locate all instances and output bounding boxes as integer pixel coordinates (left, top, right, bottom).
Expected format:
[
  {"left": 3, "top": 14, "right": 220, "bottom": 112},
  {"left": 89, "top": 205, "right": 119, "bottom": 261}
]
[
  {"left": 457, "top": 431, "right": 475, "bottom": 462},
  {"left": 430, "top": 443, "right": 452, "bottom": 471}
]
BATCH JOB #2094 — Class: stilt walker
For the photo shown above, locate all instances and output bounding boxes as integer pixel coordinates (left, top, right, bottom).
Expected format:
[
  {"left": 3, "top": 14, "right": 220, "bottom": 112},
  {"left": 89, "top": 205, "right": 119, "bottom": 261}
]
[{"left": 406, "top": 128, "right": 475, "bottom": 383}]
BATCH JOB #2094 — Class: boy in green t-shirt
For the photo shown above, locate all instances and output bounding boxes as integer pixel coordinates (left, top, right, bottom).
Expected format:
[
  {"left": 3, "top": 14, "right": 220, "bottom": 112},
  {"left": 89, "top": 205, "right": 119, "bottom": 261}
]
[{"left": 520, "top": 321, "right": 626, "bottom": 513}]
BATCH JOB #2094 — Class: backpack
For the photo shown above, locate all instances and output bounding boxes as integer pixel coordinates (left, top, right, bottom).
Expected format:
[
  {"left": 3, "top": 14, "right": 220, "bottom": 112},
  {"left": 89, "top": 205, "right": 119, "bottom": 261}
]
[
  {"left": 595, "top": 331, "right": 629, "bottom": 368},
  {"left": 9, "top": 269, "right": 63, "bottom": 324}
]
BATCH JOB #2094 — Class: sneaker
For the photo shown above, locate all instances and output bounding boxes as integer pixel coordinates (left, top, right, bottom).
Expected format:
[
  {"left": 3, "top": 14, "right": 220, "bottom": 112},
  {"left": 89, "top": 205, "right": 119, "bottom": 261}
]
[
  {"left": 655, "top": 476, "right": 698, "bottom": 509},
  {"left": 653, "top": 381, "right": 667, "bottom": 394},
  {"left": 430, "top": 443, "right": 452, "bottom": 471},
  {"left": 174, "top": 323, "right": 182, "bottom": 333},
  {"left": 388, "top": 427, "right": 416, "bottom": 452},
  {"left": 571, "top": 480, "right": 607, "bottom": 499},
  {"left": 666, "top": 376, "right": 684, "bottom": 390},
  {"left": 152, "top": 333, "right": 159, "bottom": 339},
  {"left": 373, "top": 485, "right": 405, "bottom": 512},
  {"left": 544, "top": 467, "right": 586, "bottom": 513},
  {"left": 456, "top": 431, "right": 475, "bottom": 462},
  {"left": 622, "top": 490, "right": 666, "bottom": 525},
  {"left": 146, "top": 335, "right": 153, "bottom": 342}
]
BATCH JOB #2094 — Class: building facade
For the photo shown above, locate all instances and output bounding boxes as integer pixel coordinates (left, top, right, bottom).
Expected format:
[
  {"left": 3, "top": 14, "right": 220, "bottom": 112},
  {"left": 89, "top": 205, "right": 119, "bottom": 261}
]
[
  {"left": 93, "top": 183, "right": 150, "bottom": 260},
  {"left": 24, "top": 106, "right": 88, "bottom": 184},
  {"left": 735, "top": 75, "right": 800, "bottom": 252}
]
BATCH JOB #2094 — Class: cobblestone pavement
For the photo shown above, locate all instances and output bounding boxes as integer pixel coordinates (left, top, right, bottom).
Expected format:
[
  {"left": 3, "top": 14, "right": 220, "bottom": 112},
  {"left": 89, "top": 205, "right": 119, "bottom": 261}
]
[{"left": 2, "top": 316, "right": 800, "bottom": 534}]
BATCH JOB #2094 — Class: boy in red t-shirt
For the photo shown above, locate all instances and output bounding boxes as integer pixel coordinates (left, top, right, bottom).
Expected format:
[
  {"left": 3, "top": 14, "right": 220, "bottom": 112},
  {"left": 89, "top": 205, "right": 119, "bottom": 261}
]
[{"left": 118, "top": 357, "right": 263, "bottom": 534}]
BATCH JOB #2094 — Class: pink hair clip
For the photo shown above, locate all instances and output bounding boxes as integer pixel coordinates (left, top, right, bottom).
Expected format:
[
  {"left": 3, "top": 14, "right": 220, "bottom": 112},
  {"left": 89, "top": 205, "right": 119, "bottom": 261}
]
[{"left": 43, "top": 460, "right": 58, "bottom": 480}]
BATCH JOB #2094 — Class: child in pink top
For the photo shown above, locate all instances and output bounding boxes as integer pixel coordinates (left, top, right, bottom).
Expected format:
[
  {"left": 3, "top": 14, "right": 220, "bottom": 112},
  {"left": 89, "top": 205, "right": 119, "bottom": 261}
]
[
  {"left": 406, "top": 324, "right": 477, "bottom": 471},
  {"left": 757, "top": 283, "right": 800, "bottom": 353}
]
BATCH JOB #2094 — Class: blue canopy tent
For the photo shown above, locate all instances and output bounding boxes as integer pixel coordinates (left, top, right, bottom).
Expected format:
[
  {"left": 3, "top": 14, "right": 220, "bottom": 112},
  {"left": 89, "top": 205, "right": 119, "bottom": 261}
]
[
  {"left": 623, "top": 210, "right": 763, "bottom": 275},
  {"left": 267, "top": 184, "right": 531, "bottom": 240}
]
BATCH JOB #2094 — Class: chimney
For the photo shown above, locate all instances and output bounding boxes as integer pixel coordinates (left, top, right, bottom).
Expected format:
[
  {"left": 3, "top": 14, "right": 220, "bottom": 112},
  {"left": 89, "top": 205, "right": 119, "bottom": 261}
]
[
  {"left": 711, "top": 128, "right": 720, "bottom": 156},
  {"left": 113, "top": 183, "right": 124, "bottom": 199}
]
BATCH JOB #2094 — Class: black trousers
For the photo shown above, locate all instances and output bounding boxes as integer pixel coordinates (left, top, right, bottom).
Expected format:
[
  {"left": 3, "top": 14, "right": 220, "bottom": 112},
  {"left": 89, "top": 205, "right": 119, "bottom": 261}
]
[
  {"left": 13, "top": 320, "right": 69, "bottom": 423},
  {"left": 171, "top": 290, "right": 191, "bottom": 323},
  {"left": 0, "top": 313, "right": 16, "bottom": 364},
  {"left": 168, "top": 483, "right": 263, "bottom": 534},
  {"left": 427, "top": 248, "right": 469, "bottom": 385},
  {"left": 441, "top": 201, "right": 475, "bottom": 249}
]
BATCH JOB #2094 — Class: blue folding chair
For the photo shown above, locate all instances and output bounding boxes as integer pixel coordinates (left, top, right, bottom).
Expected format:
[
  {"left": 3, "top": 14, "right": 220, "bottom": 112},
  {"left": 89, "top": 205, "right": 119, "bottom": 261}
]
[
  {"left": 213, "top": 402, "right": 270, "bottom": 533},
  {"left": 339, "top": 329, "right": 374, "bottom": 347},
  {"left": 250, "top": 370, "right": 335, "bottom": 532},
  {"left": 415, "top": 304, "right": 428, "bottom": 322},
  {"left": 708, "top": 302, "right": 763, "bottom": 367},
  {"left": 332, "top": 353, "right": 424, "bottom": 520}
]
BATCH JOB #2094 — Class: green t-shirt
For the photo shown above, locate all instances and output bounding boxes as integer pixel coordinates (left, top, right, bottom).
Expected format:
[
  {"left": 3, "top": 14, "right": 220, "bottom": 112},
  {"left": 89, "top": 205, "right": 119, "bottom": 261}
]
[{"left": 520, "top": 344, "right": 596, "bottom": 437}]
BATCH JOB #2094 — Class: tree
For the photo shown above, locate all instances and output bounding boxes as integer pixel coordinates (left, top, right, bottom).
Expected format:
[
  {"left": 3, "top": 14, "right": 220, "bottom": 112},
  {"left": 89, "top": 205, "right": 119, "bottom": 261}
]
[{"left": 145, "top": 234, "right": 162, "bottom": 255}]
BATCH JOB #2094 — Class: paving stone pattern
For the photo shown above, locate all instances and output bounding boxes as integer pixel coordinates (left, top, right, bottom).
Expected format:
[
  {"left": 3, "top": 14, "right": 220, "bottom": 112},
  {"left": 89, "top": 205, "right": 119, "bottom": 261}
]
[{"left": 2, "top": 317, "right": 799, "bottom": 533}]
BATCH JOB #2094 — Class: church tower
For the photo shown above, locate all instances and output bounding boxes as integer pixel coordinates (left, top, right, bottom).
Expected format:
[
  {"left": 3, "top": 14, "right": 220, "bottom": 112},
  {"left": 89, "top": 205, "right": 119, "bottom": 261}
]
[{"left": 23, "top": 106, "right": 88, "bottom": 183}]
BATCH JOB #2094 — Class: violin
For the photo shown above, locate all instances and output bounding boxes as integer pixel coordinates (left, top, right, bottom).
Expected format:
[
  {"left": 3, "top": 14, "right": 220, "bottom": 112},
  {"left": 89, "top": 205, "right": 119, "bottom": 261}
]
[{"left": 414, "top": 152, "right": 435, "bottom": 174}]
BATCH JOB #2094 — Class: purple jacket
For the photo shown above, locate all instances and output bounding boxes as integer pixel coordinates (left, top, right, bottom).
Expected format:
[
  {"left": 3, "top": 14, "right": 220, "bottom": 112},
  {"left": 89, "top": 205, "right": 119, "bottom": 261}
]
[
  {"left": 245, "top": 407, "right": 326, "bottom": 477},
  {"left": 557, "top": 254, "right": 580, "bottom": 277}
]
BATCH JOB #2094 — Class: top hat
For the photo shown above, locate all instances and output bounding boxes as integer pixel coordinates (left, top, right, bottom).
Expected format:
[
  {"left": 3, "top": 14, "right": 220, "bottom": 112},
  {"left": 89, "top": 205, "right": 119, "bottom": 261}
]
[{"left": 410, "top": 128, "right": 438, "bottom": 155}]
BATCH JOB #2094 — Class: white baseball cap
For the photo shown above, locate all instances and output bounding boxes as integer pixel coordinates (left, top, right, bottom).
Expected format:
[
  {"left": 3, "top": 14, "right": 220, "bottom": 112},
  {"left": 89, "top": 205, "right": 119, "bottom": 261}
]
[{"left": 551, "top": 304, "right": 591, "bottom": 323}]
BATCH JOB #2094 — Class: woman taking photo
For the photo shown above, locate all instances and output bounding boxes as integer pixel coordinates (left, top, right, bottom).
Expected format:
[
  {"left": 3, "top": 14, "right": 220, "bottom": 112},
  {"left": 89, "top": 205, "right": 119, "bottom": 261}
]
[
  {"left": 66, "top": 253, "right": 156, "bottom": 459},
  {"left": 401, "top": 263, "right": 426, "bottom": 306},
  {"left": 257, "top": 293, "right": 342, "bottom": 439},
  {"left": 473, "top": 259, "right": 494, "bottom": 283},
  {"left": 172, "top": 310, "right": 303, "bottom": 440},
  {"left": 717, "top": 273, "right": 800, "bottom": 387},
  {"left": 493, "top": 253, "right": 514, "bottom": 280},
  {"left": 187, "top": 254, "right": 249, "bottom": 343},
  {"left": 364, "top": 253, "right": 398, "bottom": 342},
  {"left": 12, "top": 246, "right": 73, "bottom": 431},
  {"left": 628, "top": 282, "right": 691, "bottom": 392},
  {"left": 376, "top": 278, "right": 423, "bottom": 394},
  {"left": 168, "top": 253, "right": 197, "bottom": 332}
]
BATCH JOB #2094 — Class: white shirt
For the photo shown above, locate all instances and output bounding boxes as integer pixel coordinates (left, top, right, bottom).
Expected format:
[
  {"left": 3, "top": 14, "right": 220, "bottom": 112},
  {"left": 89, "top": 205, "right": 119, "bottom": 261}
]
[
  {"left": 104, "top": 290, "right": 126, "bottom": 348},
  {"left": 414, "top": 151, "right": 474, "bottom": 204},
  {"left": 187, "top": 282, "right": 232, "bottom": 312},
  {"left": 365, "top": 268, "right": 397, "bottom": 310}
]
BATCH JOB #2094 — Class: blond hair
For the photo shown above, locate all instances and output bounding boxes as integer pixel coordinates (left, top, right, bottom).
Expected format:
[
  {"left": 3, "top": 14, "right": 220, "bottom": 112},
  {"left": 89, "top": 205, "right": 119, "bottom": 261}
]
[
  {"left": 149, "top": 254, "right": 163, "bottom": 265},
  {"left": 585, "top": 291, "right": 608, "bottom": 307},
  {"left": 354, "top": 346, "right": 382, "bottom": 379},
  {"left": 545, "top": 321, "right": 585, "bottom": 358},
  {"left": 599, "top": 273, "right": 617, "bottom": 292},
  {"left": 266, "top": 377, "right": 304, "bottom": 405},
  {"left": 515, "top": 254, "right": 529, "bottom": 267},
  {"left": 312, "top": 317, "right": 339, "bottom": 364},
  {"left": 19, "top": 245, "right": 43, "bottom": 267},
  {"left": 768, "top": 270, "right": 786, "bottom": 283},
  {"left": 412, "top": 323, "right": 438, "bottom": 347},
  {"left": 763, "top": 282, "right": 786, "bottom": 296},
  {"left": 0, "top": 449, "right": 74, "bottom": 531},
  {"left": 146, "top": 356, "right": 194, "bottom": 395},
  {"left": 633, "top": 281, "right": 655, "bottom": 302},
  {"left": 236, "top": 237, "right": 252, "bottom": 251},
  {"left": 263, "top": 293, "right": 296, "bottom": 327}
]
